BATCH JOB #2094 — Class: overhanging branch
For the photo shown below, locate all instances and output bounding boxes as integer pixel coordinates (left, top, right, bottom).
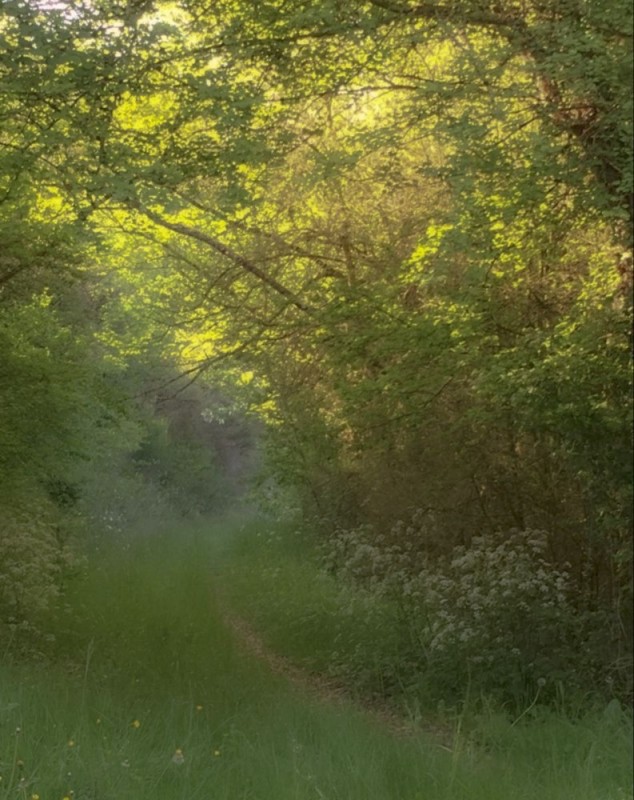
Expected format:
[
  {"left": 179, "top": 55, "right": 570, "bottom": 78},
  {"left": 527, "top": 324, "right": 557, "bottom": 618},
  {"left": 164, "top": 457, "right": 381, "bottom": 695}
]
[{"left": 130, "top": 201, "right": 313, "bottom": 314}]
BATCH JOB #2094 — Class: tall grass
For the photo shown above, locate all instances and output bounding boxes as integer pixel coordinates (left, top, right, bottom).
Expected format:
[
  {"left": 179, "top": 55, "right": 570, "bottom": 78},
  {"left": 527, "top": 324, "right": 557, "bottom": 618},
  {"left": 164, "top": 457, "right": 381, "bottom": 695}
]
[
  {"left": 216, "top": 516, "right": 634, "bottom": 799},
  {"left": 0, "top": 517, "right": 631, "bottom": 799}
]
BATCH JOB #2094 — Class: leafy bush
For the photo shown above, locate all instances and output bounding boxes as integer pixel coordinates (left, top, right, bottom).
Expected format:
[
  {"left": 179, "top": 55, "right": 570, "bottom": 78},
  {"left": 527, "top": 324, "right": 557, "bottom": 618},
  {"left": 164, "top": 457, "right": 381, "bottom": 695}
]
[
  {"left": 0, "top": 500, "right": 83, "bottom": 647},
  {"left": 409, "top": 529, "right": 576, "bottom": 703},
  {"left": 323, "top": 517, "right": 623, "bottom": 707},
  {"left": 78, "top": 462, "right": 177, "bottom": 538}
]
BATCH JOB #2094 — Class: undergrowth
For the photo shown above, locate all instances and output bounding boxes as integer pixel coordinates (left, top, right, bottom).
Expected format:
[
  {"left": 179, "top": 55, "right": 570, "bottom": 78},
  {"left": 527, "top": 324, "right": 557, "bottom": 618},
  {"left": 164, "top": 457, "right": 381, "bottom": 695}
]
[
  {"left": 0, "top": 516, "right": 631, "bottom": 799},
  {"left": 216, "top": 516, "right": 633, "bottom": 798}
]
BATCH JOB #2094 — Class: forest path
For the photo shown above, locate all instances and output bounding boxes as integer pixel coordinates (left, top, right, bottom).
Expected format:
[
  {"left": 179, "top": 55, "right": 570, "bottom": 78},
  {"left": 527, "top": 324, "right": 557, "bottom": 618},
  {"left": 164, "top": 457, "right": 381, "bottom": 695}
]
[
  {"left": 0, "top": 522, "right": 466, "bottom": 800},
  {"left": 1, "top": 520, "right": 624, "bottom": 800},
  {"left": 215, "top": 595, "right": 429, "bottom": 741}
]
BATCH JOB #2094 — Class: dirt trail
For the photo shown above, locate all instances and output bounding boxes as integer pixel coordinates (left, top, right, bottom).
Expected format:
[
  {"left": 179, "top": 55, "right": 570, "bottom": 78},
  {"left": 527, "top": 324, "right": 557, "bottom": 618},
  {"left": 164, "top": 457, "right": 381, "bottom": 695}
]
[{"left": 216, "top": 595, "right": 453, "bottom": 748}]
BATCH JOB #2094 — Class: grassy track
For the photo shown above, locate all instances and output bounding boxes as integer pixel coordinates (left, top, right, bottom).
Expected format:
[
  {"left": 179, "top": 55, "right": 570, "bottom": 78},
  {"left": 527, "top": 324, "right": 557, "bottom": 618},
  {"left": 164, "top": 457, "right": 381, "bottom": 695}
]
[{"left": 0, "top": 518, "right": 631, "bottom": 799}]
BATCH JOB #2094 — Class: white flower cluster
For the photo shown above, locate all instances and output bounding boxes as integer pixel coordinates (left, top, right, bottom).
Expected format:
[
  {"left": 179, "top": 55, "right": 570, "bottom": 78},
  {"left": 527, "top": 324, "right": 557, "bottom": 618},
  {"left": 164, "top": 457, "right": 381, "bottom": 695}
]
[{"left": 323, "top": 515, "right": 578, "bottom": 696}]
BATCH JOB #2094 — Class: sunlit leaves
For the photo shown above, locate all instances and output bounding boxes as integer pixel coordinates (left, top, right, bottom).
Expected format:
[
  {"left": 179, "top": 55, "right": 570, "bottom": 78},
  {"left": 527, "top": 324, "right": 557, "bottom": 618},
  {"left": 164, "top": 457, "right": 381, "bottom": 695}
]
[{"left": 0, "top": 0, "right": 630, "bottom": 612}]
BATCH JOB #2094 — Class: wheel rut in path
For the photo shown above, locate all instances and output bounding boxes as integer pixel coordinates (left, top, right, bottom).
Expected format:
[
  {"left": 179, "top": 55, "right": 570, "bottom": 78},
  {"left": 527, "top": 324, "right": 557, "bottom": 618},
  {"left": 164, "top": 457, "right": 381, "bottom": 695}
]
[{"left": 214, "top": 592, "right": 453, "bottom": 749}]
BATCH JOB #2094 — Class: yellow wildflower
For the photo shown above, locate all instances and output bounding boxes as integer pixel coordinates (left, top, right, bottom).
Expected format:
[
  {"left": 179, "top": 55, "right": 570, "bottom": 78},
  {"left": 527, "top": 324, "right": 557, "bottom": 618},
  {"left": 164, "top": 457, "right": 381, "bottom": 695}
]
[
  {"left": 172, "top": 748, "right": 185, "bottom": 765},
  {"left": 195, "top": 704, "right": 203, "bottom": 712},
  {"left": 131, "top": 719, "right": 141, "bottom": 729},
  {"left": 213, "top": 749, "right": 221, "bottom": 757}
]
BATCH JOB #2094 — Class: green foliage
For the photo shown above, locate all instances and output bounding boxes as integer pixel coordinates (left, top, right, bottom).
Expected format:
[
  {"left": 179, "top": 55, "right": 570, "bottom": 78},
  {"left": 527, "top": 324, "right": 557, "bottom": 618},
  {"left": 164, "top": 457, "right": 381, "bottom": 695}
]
[
  {"left": 0, "top": 0, "right": 631, "bottom": 725},
  {"left": 130, "top": 414, "right": 228, "bottom": 517},
  {"left": 323, "top": 519, "right": 620, "bottom": 706},
  {"left": 0, "top": 507, "right": 61, "bottom": 630},
  {"left": 0, "top": 296, "right": 96, "bottom": 490},
  {"left": 213, "top": 517, "right": 633, "bottom": 798},
  {"left": 0, "top": 496, "right": 83, "bottom": 648}
]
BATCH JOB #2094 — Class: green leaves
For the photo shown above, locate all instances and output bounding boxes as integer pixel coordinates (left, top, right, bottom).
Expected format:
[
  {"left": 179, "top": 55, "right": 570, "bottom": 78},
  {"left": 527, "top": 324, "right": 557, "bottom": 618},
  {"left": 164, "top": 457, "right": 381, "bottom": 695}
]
[{"left": 0, "top": 0, "right": 631, "bottom": 689}]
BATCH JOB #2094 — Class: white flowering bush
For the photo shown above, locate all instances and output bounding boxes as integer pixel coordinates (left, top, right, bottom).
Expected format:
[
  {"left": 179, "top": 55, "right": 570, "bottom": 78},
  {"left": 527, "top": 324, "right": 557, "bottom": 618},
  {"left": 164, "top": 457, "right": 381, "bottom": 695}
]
[
  {"left": 410, "top": 529, "right": 578, "bottom": 700},
  {"left": 321, "top": 509, "right": 436, "bottom": 598},
  {"left": 322, "top": 516, "right": 594, "bottom": 704}
]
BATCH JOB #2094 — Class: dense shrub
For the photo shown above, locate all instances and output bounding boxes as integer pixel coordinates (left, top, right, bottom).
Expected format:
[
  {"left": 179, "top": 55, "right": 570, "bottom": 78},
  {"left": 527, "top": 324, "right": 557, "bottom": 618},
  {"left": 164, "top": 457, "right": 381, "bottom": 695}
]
[
  {"left": 0, "top": 501, "right": 83, "bottom": 646},
  {"left": 323, "top": 516, "right": 625, "bottom": 706}
]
